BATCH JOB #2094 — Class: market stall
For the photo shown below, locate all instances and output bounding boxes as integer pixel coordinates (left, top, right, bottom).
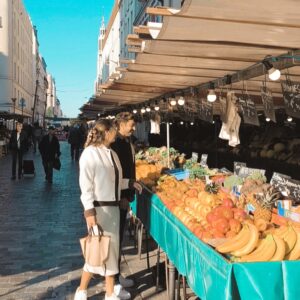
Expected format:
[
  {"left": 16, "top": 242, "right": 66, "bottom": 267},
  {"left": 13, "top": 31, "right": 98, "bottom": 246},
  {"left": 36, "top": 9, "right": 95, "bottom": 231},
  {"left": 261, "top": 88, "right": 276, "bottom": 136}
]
[
  {"left": 131, "top": 191, "right": 300, "bottom": 300},
  {"left": 131, "top": 150, "right": 300, "bottom": 300},
  {"left": 81, "top": 1, "right": 300, "bottom": 297}
]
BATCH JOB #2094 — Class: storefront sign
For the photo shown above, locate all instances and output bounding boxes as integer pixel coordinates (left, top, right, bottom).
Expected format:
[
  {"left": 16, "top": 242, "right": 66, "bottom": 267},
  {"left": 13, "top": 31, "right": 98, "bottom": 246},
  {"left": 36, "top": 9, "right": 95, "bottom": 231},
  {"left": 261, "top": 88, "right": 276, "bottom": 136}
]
[
  {"left": 281, "top": 80, "right": 300, "bottom": 118},
  {"left": 261, "top": 86, "right": 276, "bottom": 122},
  {"left": 239, "top": 97, "right": 260, "bottom": 126}
]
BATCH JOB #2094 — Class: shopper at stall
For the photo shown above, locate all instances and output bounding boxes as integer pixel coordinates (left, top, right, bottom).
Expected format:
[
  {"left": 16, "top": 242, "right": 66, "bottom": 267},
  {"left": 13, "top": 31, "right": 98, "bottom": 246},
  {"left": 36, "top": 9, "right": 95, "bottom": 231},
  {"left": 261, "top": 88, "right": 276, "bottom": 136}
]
[
  {"left": 39, "top": 126, "right": 60, "bottom": 183},
  {"left": 74, "top": 120, "right": 142, "bottom": 300},
  {"left": 9, "top": 122, "right": 27, "bottom": 180},
  {"left": 111, "top": 112, "right": 136, "bottom": 294}
]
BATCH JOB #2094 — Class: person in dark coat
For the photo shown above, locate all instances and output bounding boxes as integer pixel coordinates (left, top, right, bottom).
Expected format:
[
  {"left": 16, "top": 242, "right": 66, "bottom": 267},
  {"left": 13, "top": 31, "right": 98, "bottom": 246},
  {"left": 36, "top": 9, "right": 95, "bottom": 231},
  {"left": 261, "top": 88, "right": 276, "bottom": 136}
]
[
  {"left": 32, "top": 122, "right": 43, "bottom": 153},
  {"left": 39, "top": 126, "right": 61, "bottom": 183},
  {"left": 68, "top": 125, "right": 81, "bottom": 161},
  {"left": 9, "top": 122, "right": 28, "bottom": 180},
  {"left": 111, "top": 112, "right": 136, "bottom": 294}
]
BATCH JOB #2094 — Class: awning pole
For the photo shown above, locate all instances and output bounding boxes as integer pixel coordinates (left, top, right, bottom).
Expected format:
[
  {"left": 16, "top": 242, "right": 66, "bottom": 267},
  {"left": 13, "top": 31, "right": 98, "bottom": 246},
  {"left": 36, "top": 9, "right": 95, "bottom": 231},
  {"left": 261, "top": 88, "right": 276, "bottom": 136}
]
[{"left": 167, "top": 122, "right": 170, "bottom": 168}]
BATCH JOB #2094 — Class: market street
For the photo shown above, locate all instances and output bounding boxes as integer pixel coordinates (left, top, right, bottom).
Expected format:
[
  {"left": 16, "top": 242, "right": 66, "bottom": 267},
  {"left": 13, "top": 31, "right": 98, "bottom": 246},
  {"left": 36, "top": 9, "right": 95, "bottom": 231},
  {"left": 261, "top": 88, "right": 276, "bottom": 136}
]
[
  {"left": 0, "top": 142, "right": 87, "bottom": 299},
  {"left": 0, "top": 143, "right": 165, "bottom": 300}
]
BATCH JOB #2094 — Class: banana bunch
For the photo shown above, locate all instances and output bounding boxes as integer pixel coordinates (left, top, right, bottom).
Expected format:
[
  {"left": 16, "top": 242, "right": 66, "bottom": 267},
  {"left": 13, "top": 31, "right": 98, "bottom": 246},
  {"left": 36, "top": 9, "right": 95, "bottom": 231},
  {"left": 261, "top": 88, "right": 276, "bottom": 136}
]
[
  {"left": 216, "top": 223, "right": 300, "bottom": 262},
  {"left": 275, "top": 225, "right": 300, "bottom": 261},
  {"left": 216, "top": 223, "right": 259, "bottom": 256}
]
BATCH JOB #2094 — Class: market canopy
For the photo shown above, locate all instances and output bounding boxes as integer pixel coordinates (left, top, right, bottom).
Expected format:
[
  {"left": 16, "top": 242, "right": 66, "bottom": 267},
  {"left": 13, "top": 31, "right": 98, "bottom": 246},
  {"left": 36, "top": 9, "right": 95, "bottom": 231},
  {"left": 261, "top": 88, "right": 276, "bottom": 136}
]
[{"left": 81, "top": 0, "right": 300, "bottom": 117}]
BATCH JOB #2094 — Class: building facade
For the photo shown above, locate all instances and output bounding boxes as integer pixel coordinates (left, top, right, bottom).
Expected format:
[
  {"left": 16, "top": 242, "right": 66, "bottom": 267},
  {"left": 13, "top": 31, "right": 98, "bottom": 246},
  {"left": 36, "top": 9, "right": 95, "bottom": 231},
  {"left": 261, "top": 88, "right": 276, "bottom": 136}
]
[
  {"left": 46, "top": 74, "right": 62, "bottom": 118},
  {"left": 0, "top": 0, "right": 34, "bottom": 118},
  {"left": 0, "top": 0, "right": 62, "bottom": 124}
]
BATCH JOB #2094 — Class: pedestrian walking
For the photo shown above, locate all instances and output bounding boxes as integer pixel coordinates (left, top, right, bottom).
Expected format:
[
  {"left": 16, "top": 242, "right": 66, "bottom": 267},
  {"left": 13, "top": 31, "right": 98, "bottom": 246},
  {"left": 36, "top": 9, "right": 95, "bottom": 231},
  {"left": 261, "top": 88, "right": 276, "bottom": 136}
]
[
  {"left": 68, "top": 124, "right": 81, "bottom": 161},
  {"left": 74, "top": 120, "right": 142, "bottom": 300},
  {"left": 32, "top": 122, "right": 43, "bottom": 153},
  {"left": 39, "top": 126, "right": 60, "bottom": 183},
  {"left": 9, "top": 122, "right": 27, "bottom": 180},
  {"left": 111, "top": 112, "right": 136, "bottom": 297}
]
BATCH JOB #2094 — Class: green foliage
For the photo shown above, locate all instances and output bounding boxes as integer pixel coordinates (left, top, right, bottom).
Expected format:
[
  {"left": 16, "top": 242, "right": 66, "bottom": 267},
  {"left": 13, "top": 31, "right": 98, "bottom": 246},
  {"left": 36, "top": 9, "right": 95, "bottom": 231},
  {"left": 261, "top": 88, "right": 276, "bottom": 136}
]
[{"left": 224, "top": 175, "right": 244, "bottom": 191}]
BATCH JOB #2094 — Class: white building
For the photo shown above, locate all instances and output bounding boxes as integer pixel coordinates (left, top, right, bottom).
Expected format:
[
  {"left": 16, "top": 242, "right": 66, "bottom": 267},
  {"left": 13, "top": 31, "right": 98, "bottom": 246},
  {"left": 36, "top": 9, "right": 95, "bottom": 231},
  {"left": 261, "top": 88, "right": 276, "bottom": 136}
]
[
  {"left": 34, "top": 54, "right": 48, "bottom": 125},
  {"left": 0, "top": 0, "right": 35, "bottom": 119},
  {"left": 46, "top": 74, "right": 56, "bottom": 117},
  {"left": 95, "top": 2, "right": 120, "bottom": 92}
]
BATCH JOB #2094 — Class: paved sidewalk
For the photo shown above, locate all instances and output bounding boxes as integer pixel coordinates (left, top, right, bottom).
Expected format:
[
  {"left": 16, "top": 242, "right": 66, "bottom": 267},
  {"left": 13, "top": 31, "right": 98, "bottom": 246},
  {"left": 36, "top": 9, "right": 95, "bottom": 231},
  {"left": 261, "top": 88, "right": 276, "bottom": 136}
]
[{"left": 0, "top": 142, "right": 168, "bottom": 300}]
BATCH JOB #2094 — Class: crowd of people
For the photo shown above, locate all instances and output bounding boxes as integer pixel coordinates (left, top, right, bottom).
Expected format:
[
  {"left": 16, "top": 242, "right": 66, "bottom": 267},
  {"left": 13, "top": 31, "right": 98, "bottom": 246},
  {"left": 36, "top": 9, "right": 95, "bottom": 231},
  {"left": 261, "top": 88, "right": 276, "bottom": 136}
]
[{"left": 5, "top": 120, "right": 88, "bottom": 183}]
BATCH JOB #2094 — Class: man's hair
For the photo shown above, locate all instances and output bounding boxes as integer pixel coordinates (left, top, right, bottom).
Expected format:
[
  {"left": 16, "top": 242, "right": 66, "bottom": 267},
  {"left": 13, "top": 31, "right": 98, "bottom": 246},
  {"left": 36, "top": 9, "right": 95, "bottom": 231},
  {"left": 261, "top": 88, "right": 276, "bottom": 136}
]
[{"left": 114, "top": 112, "right": 134, "bottom": 128}]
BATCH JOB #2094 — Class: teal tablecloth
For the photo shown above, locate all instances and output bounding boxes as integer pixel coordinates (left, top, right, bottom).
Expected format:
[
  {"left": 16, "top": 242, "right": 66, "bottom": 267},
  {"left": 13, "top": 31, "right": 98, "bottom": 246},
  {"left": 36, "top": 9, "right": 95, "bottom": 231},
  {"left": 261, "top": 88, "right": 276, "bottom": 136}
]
[{"left": 131, "top": 190, "right": 300, "bottom": 300}]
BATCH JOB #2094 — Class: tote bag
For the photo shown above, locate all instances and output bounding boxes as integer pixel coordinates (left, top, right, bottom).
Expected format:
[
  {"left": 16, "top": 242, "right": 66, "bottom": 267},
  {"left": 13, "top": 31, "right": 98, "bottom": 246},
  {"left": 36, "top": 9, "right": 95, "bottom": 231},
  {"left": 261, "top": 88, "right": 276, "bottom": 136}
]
[{"left": 80, "top": 225, "right": 110, "bottom": 267}]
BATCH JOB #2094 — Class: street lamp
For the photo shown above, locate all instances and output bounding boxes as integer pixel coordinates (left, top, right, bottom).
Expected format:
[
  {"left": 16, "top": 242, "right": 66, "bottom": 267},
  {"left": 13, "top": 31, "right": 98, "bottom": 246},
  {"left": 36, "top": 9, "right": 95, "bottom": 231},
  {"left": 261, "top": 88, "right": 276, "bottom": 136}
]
[
  {"left": 11, "top": 98, "right": 16, "bottom": 129},
  {"left": 19, "top": 98, "right": 26, "bottom": 119}
]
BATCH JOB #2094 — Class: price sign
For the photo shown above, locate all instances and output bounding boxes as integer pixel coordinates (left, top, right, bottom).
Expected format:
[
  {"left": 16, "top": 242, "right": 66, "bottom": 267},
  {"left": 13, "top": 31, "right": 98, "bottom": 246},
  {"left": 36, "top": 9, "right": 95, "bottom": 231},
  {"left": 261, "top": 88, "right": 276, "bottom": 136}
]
[
  {"left": 239, "top": 97, "right": 260, "bottom": 126},
  {"left": 191, "top": 152, "right": 198, "bottom": 163},
  {"left": 270, "top": 172, "right": 300, "bottom": 201},
  {"left": 238, "top": 166, "right": 266, "bottom": 178},
  {"left": 261, "top": 86, "right": 276, "bottom": 122},
  {"left": 281, "top": 81, "right": 300, "bottom": 119},
  {"left": 234, "top": 161, "right": 246, "bottom": 175},
  {"left": 200, "top": 154, "right": 208, "bottom": 166}
]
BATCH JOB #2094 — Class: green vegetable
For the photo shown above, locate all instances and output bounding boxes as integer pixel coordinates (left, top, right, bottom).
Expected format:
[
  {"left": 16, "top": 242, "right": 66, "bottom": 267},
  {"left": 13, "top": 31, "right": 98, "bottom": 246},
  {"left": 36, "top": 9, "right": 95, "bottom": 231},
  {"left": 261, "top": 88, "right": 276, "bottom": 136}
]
[
  {"left": 224, "top": 175, "right": 243, "bottom": 191},
  {"left": 247, "top": 171, "right": 267, "bottom": 183}
]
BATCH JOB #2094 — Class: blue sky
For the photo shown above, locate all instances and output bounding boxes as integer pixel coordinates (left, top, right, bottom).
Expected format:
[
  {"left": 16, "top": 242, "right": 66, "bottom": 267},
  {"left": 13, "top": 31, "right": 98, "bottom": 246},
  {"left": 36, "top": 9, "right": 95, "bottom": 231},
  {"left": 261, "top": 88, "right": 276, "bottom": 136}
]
[{"left": 23, "top": 0, "right": 114, "bottom": 117}]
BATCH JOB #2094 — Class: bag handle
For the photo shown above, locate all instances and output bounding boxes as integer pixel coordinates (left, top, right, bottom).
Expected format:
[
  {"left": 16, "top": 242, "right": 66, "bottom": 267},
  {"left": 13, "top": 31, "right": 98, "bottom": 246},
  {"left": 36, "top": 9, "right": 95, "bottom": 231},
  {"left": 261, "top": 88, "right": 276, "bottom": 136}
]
[{"left": 88, "top": 224, "right": 105, "bottom": 241}]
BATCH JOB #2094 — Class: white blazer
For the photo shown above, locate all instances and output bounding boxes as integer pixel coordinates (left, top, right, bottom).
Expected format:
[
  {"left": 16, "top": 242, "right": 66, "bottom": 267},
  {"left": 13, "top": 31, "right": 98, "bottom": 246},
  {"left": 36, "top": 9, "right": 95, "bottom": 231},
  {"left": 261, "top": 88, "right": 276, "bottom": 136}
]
[{"left": 79, "top": 145, "right": 130, "bottom": 211}]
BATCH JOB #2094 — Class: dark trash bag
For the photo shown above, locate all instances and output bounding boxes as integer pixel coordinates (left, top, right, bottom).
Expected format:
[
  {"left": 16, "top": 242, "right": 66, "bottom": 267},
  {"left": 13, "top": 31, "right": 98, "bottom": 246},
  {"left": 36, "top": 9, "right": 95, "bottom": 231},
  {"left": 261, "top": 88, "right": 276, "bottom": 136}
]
[{"left": 53, "top": 158, "right": 61, "bottom": 171}]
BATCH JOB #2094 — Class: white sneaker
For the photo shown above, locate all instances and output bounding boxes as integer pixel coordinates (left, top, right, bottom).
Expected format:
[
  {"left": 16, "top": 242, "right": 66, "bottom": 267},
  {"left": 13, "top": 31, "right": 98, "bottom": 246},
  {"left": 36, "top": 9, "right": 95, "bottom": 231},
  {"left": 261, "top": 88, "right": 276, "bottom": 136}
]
[
  {"left": 114, "top": 284, "right": 131, "bottom": 300},
  {"left": 118, "top": 275, "right": 134, "bottom": 288},
  {"left": 74, "top": 287, "right": 87, "bottom": 300},
  {"left": 105, "top": 293, "right": 120, "bottom": 300}
]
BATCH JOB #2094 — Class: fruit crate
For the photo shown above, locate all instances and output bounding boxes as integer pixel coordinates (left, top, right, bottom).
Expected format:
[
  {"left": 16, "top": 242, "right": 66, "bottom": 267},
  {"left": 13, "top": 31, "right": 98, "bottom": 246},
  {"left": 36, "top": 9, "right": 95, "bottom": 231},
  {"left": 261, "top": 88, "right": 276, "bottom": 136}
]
[{"left": 165, "top": 168, "right": 190, "bottom": 180}]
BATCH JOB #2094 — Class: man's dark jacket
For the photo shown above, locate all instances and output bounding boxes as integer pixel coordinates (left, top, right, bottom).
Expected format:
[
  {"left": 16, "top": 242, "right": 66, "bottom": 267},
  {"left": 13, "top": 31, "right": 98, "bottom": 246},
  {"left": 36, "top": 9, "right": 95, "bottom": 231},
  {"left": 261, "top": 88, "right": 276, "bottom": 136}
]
[
  {"left": 111, "top": 136, "right": 135, "bottom": 200},
  {"left": 9, "top": 130, "right": 27, "bottom": 152},
  {"left": 39, "top": 134, "right": 60, "bottom": 161}
]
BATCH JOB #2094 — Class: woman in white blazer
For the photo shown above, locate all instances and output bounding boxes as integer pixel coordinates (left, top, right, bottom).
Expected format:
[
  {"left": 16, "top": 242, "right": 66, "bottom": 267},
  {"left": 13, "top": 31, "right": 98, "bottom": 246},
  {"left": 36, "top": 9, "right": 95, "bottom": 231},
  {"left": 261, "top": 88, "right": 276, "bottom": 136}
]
[{"left": 75, "top": 120, "right": 142, "bottom": 300}]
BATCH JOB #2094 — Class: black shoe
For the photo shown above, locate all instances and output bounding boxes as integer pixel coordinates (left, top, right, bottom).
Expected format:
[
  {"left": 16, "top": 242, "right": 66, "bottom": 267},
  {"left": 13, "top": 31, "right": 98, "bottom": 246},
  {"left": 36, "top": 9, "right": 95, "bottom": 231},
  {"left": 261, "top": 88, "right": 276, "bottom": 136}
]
[
  {"left": 11, "top": 176, "right": 16, "bottom": 180},
  {"left": 48, "top": 178, "right": 53, "bottom": 183}
]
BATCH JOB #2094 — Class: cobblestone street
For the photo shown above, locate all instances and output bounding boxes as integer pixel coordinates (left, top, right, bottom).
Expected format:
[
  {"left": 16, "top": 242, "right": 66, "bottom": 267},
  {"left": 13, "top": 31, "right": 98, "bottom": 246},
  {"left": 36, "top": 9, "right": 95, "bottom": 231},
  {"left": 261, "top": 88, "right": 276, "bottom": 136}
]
[{"left": 0, "top": 142, "right": 165, "bottom": 300}]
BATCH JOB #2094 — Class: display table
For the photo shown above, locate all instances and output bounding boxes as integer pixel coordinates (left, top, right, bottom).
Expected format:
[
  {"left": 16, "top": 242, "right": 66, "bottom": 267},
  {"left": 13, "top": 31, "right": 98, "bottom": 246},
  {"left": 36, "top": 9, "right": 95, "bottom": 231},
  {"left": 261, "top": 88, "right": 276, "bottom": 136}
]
[{"left": 131, "top": 189, "right": 300, "bottom": 300}]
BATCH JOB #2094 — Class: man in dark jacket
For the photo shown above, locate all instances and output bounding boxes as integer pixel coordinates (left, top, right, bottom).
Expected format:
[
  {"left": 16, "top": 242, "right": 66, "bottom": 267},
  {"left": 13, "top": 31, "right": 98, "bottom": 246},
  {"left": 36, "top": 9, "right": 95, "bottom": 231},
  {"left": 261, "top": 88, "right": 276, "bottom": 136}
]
[
  {"left": 111, "top": 112, "right": 136, "bottom": 296},
  {"left": 68, "top": 125, "right": 81, "bottom": 161},
  {"left": 39, "top": 126, "right": 60, "bottom": 183},
  {"left": 9, "top": 122, "right": 27, "bottom": 180}
]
